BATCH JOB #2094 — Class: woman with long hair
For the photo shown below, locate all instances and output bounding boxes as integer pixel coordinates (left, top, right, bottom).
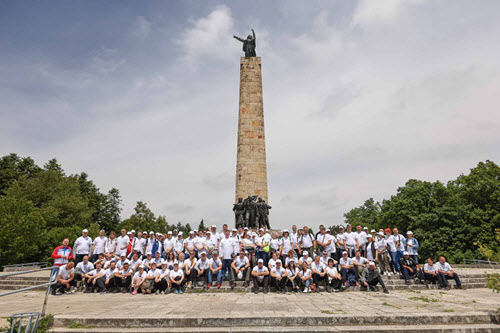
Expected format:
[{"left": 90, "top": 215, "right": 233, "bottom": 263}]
[
  {"left": 105, "top": 231, "right": 117, "bottom": 255},
  {"left": 285, "top": 259, "right": 300, "bottom": 292}
]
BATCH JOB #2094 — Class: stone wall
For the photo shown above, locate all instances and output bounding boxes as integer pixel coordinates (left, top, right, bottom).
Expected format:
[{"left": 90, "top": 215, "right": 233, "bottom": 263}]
[{"left": 235, "top": 57, "right": 268, "bottom": 203}]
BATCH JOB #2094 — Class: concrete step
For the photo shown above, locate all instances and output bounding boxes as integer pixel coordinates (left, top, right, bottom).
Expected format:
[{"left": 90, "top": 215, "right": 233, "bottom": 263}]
[
  {"left": 49, "top": 323, "right": 500, "bottom": 333},
  {"left": 52, "top": 312, "right": 498, "bottom": 328},
  {"left": 0, "top": 281, "right": 487, "bottom": 292}
]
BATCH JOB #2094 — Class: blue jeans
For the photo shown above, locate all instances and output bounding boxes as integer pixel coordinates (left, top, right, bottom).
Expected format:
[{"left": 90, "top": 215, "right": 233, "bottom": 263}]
[
  {"left": 257, "top": 251, "right": 269, "bottom": 266},
  {"left": 390, "top": 251, "right": 399, "bottom": 272},
  {"left": 208, "top": 270, "right": 222, "bottom": 284},
  {"left": 221, "top": 259, "right": 232, "bottom": 280},
  {"left": 395, "top": 250, "right": 404, "bottom": 272}
]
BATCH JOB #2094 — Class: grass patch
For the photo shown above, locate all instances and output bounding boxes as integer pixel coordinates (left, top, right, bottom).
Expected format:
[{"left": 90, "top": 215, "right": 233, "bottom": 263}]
[
  {"left": 321, "top": 310, "right": 335, "bottom": 314},
  {"left": 68, "top": 322, "right": 94, "bottom": 329},
  {"left": 406, "top": 289, "right": 421, "bottom": 293},
  {"left": 443, "top": 309, "right": 455, "bottom": 312},
  {"left": 409, "top": 296, "right": 439, "bottom": 303}
]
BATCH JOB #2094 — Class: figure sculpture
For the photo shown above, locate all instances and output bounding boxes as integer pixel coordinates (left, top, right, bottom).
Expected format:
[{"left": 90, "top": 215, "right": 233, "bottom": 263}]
[
  {"left": 233, "top": 195, "right": 271, "bottom": 228},
  {"left": 233, "top": 29, "right": 256, "bottom": 57}
]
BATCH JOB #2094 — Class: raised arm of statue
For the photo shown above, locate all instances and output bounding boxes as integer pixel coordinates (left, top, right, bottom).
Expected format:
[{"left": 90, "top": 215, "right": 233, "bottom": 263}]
[
  {"left": 233, "top": 35, "right": 245, "bottom": 43},
  {"left": 252, "top": 29, "right": 256, "bottom": 43}
]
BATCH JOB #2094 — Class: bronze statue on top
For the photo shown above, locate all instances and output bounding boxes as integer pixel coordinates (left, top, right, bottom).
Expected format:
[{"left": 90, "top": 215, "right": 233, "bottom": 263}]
[
  {"left": 233, "top": 29, "right": 256, "bottom": 57},
  {"left": 233, "top": 195, "right": 271, "bottom": 229}
]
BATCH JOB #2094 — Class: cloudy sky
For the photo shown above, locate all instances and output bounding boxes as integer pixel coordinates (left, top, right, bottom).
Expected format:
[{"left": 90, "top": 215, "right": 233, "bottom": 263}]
[{"left": 1, "top": 1, "right": 500, "bottom": 230}]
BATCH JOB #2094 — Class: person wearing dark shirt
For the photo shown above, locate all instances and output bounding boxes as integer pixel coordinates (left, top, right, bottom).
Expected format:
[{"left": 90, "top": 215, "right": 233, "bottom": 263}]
[
  {"left": 361, "top": 262, "right": 389, "bottom": 294},
  {"left": 399, "top": 251, "right": 424, "bottom": 285}
]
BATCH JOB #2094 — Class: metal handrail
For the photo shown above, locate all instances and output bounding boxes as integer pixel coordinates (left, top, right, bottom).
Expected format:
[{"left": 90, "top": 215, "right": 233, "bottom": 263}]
[
  {"left": 2, "top": 262, "right": 49, "bottom": 270},
  {"left": 0, "top": 266, "right": 60, "bottom": 317}
]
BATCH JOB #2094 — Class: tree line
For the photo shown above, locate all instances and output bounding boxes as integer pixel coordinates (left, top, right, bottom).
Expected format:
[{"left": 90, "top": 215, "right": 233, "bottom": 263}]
[
  {"left": 0, "top": 154, "right": 201, "bottom": 267},
  {"left": 343, "top": 160, "right": 500, "bottom": 264}
]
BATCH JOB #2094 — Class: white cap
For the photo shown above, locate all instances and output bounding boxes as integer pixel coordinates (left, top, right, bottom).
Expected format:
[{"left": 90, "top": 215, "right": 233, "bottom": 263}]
[
  {"left": 326, "top": 229, "right": 331, "bottom": 233},
  {"left": 146, "top": 251, "right": 152, "bottom": 255},
  {"left": 367, "top": 234, "right": 372, "bottom": 238},
  {"left": 232, "top": 228, "right": 237, "bottom": 232},
  {"left": 193, "top": 230, "right": 198, "bottom": 233},
  {"left": 201, "top": 252, "right": 207, "bottom": 256},
  {"left": 276, "top": 259, "right": 282, "bottom": 264},
  {"left": 403, "top": 251, "right": 409, "bottom": 255},
  {"left": 178, "top": 232, "right": 183, "bottom": 236},
  {"left": 149, "top": 231, "right": 154, "bottom": 234},
  {"left": 173, "top": 260, "right": 179, "bottom": 265},
  {"left": 342, "top": 251, "right": 348, "bottom": 255},
  {"left": 131, "top": 230, "right": 136, "bottom": 233},
  {"left": 407, "top": 231, "right": 413, "bottom": 235},
  {"left": 167, "top": 231, "right": 172, "bottom": 234},
  {"left": 211, "top": 225, "right": 217, "bottom": 228},
  {"left": 259, "top": 228, "right": 264, "bottom": 232},
  {"left": 161, "top": 260, "right": 167, "bottom": 265},
  {"left": 156, "top": 232, "right": 161, "bottom": 236},
  {"left": 138, "top": 265, "right": 145, "bottom": 269},
  {"left": 258, "top": 259, "right": 264, "bottom": 263},
  {"left": 127, "top": 231, "right": 131, "bottom": 235},
  {"left": 120, "top": 253, "right": 126, "bottom": 257},
  {"left": 156, "top": 250, "right": 161, "bottom": 254},
  {"left": 283, "top": 229, "right": 289, "bottom": 233},
  {"left": 371, "top": 229, "right": 376, "bottom": 233},
  {"left": 82, "top": 229, "right": 88, "bottom": 233},
  {"left": 303, "top": 251, "right": 308, "bottom": 255},
  {"left": 363, "top": 227, "right": 368, "bottom": 230},
  {"left": 244, "top": 227, "right": 249, "bottom": 230},
  {"left": 378, "top": 231, "right": 384, "bottom": 236},
  {"left": 189, "top": 231, "right": 194, "bottom": 234},
  {"left": 339, "top": 226, "right": 344, "bottom": 229},
  {"left": 369, "top": 261, "right": 375, "bottom": 266}
]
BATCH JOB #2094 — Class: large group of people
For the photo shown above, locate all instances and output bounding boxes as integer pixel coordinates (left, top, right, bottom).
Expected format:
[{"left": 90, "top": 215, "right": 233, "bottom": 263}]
[{"left": 50, "top": 223, "right": 462, "bottom": 295}]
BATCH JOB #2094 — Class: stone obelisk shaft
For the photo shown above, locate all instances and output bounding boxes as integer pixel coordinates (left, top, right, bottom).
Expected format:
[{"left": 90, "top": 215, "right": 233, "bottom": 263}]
[{"left": 235, "top": 57, "right": 268, "bottom": 203}]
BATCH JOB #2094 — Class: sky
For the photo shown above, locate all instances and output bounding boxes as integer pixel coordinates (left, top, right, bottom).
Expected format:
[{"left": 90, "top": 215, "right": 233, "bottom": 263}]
[{"left": 1, "top": 1, "right": 500, "bottom": 230}]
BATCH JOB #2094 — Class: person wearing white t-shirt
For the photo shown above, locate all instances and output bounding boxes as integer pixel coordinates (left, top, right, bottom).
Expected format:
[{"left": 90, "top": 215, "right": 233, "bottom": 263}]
[
  {"left": 174, "top": 233, "right": 184, "bottom": 256},
  {"left": 325, "top": 258, "right": 342, "bottom": 292},
  {"left": 392, "top": 228, "right": 406, "bottom": 273},
  {"left": 255, "top": 229, "right": 270, "bottom": 266},
  {"left": 280, "top": 229, "right": 294, "bottom": 258},
  {"left": 75, "top": 256, "right": 94, "bottom": 283},
  {"left": 339, "top": 251, "right": 358, "bottom": 287},
  {"left": 133, "top": 232, "right": 147, "bottom": 256},
  {"left": 365, "top": 235, "right": 379, "bottom": 262},
  {"left": 73, "top": 229, "right": 93, "bottom": 265},
  {"left": 285, "top": 260, "right": 300, "bottom": 292},
  {"left": 92, "top": 230, "right": 107, "bottom": 262},
  {"left": 83, "top": 262, "right": 106, "bottom": 293},
  {"left": 163, "top": 231, "right": 175, "bottom": 255},
  {"left": 116, "top": 229, "right": 130, "bottom": 257},
  {"left": 299, "top": 261, "right": 312, "bottom": 293},
  {"left": 284, "top": 250, "right": 297, "bottom": 268},
  {"left": 208, "top": 252, "right": 223, "bottom": 288},
  {"left": 114, "top": 262, "right": 133, "bottom": 292},
  {"left": 103, "top": 261, "right": 119, "bottom": 292},
  {"left": 219, "top": 230, "right": 235, "bottom": 281},
  {"left": 298, "top": 227, "right": 315, "bottom": 255},
  {"left": 128, "top": 253, "right": 142, "bottom": 273},
  {"left": 436, "top": 256, "right": 462, "bottom": 290},
  {"left": 143, "top": 252, "right": 154, "bottom": 270},
  {"left": 268, "top": 252, "right": 279, "bottom": 271},
  {"left": 270, "top": 260, "right": 287, "bottom": 293},
  {"left": 194, "top": 233, "right": 207, "bottom": 258},
  {"left": 298, "top": 251, "right": 313, "bottom": 267},
  {"left": 320, "top": 251, "right": 336, "bottom": 267},
  {"left": 169, "top": 261, "right": 185, "bottom": 294},
  {"left": 53, "top": 262, "right": 75, "bottom": 294},
  {"left": 311, "top": 256, "right": 327, "bottom": 292},
  {"left": 324, "top": 230, "right": 337, "bottom": 258},
  {"left": 376, "top": 232, "right": 391, "bottom": 275},
  {"left": 336, "top": 226, "right": 347, "bottom": 260},
  {"left": 104, "top": 231, "right": 117, "bottom": 254},
  {"left": 423, "top": 257, "right": 442, "bottom": 287},
  {"left": 269, "top": 232, "right": 281, "bottom": 254},
  {"left": 184, "top": 251, "right": 198, "bottom": 288},
  {"left": 344, "top": 225, "right": 357, "bottom": 257},
  {"left": 353, "top": 250, "right": 369, "bottom": 278},
  {"left": 251, "top": 259, "right": 270, "bottom": 294},
  {"left": 231, "top": 250, "right": 251, "bottom": 287},
  {"left": 145, "top": 262, "right": 160, "bottom": 294},
  {"left": 131, "top": 265, "right": 147, "bottom": 295},
  {"left": 354, "top": 225, "right": 368, "bottom": 256},
  {"left": 315, "top": 227, "right": 330, "bottom": 257},
  {"left": 116, "top": 254, "right": 130, "bottom": 270},
  {"left": 194, "top": 252, "right": 211, "bottom": 287},
  {"left": 155, "top": 261, "right": 170, "bottom": 294}
]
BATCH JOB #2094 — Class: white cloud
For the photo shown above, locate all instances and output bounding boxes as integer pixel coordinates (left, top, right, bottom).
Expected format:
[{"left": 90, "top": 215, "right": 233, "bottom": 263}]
[
  {"left": 133, "top": 16, "right": 152, "bottom": 39},
  {"left": 351, "top": 0, "right": 425, "bottom": 27}
]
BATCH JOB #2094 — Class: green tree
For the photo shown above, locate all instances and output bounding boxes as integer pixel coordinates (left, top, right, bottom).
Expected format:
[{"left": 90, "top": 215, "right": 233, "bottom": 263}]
[
  {"left": 101, "top": 188, "right": 122, "bottom": 231},
  {"left": 198, "top": 219, "right": 206, "bottom": 231},
  {"left": 0, "top": 153, "right": 41, "bottom": 195}
]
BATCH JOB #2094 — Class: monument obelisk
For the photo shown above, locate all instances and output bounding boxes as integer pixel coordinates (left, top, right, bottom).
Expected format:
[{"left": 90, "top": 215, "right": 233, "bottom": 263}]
[
  {"left": 234, "top": 30, "right": 269, "bottom": 205},
  {"left": 235, "top": 56, "right": 268, "bottom": 203}
]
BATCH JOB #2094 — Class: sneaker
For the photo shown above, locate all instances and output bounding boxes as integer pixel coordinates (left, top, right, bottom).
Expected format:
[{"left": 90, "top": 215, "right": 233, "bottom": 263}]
[
  {"left": 263, "top": 288, "right": 269, "bottom": 294},
  {"left": 179, "top": 289, "right": 183, "bottom": 294},
  {"left": 207, "top": 283, "right": 212, "bottom": 288},
  {"left": 132, "top": 289, "right": 138, "bottom": 295},
  {"left": 174, "top": 289, "right": 179, "bottom": 294},
  {"left": 383, "top": 289, "right": 389, "bottom": 294},
  {"left": 445, "top": 285, "right": 451, "bottom": 290},
  {"left": 253, "top": 288, "right": 258, "bottom": 294},
  {"left": 405, "top": 280, "right": 410, "bottom": 285},
  {"left": 155, "top": 290, "right": 160, "bottom": 295},
  {"left": 216, "top": 283, "right": 221, "bottom": 289}
]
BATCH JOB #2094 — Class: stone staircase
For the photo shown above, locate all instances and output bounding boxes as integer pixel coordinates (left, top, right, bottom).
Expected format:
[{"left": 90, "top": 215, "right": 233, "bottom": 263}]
[
  {"left": 0, "top": 273, "right": 488, "bottom": 292},
  {"left": 48, "top": 312, "right": 500, "bottom": 333}
]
